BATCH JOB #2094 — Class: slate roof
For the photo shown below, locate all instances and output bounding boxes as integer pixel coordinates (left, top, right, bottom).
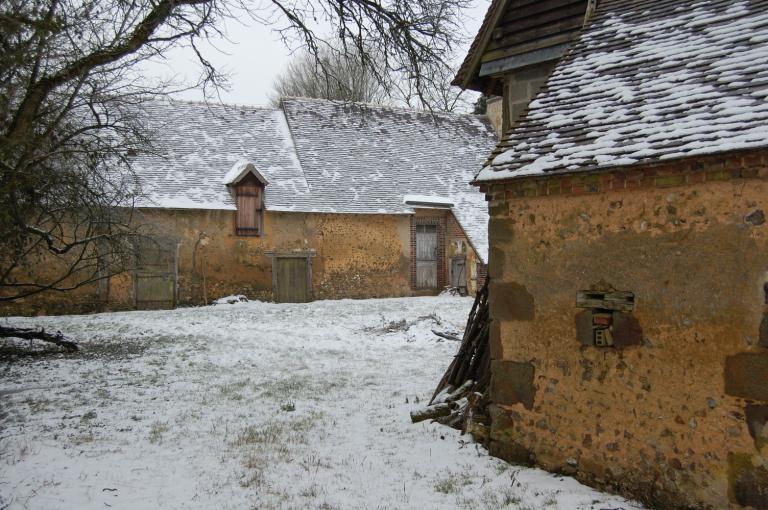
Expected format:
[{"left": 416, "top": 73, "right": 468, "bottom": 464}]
[
  {"left": 131, "top": 98, "right": 497, "bottom": 261},
  {"left": 475, "top": 0, "right": 768, "bottom": 183},
  {"left": 132, "top": 101, "right": 312, "bottom": 211}
]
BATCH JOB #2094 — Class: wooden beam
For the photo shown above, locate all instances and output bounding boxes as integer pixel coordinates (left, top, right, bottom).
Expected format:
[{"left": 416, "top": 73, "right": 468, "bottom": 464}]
[
  {"left": 500, "top": 0, "right": 584, "bottom": 24},
  {"left": 481, "top": 31, "right": 579, "bottom": 64},
  {"left": 495, "top": 2, "right": 588, "bottom": 38},
  {"left": 486, "top": 14, "right": 585, "bottom": 52},
  {"left": 479, "top": 43, "right": 571, "bottom": 76}
]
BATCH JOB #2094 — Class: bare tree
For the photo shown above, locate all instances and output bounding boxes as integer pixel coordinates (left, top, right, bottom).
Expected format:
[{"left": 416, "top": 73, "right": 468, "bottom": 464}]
[
  {"left": 0, "top": 0, "right": 471, "bottom": 346},
  {"left": 258, "top": 0, "right": 472, "bottom": 111},
  {"left": 393, "top": 64, "right": 474, "bottom": 113},
  {"left": 270, "top": 47, "right": 386, "bottom": 105},
  {"left": 0, "top": 1, "right": 224, "bottom": 309}
]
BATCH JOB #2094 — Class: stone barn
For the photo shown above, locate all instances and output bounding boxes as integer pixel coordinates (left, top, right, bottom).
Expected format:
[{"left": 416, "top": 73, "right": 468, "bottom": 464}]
[
  {"left": 3, "top": 98, "right": 496, "bottom": 315},
  {"left": 455, "top": 0, "right": 768, "bottom": 508}
]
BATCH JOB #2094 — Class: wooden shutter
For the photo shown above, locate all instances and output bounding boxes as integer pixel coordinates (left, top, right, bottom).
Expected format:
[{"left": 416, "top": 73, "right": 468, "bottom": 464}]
[{"left": 235, "top": 175, "right": 263, "bottom": 236}]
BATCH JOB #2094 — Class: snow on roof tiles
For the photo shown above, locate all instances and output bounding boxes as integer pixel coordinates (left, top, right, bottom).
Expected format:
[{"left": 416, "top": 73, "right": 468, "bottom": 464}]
[
  {"left": 131, "top": 98, "right": 497, "bottom": 261},
  {"left": 132, "top": 101, "right": 311, "bottom": 212},
  {"left": 476, "top": 0, "right": 768, "bottom": 183},
  {"left": 280, "top": 97, "right": 497, "bottom": 261}
]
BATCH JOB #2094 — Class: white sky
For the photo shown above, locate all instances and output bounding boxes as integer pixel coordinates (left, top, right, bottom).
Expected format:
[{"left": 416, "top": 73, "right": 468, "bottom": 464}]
[{"left": 149, "top": 1, "right": 491, "bottom": 107}]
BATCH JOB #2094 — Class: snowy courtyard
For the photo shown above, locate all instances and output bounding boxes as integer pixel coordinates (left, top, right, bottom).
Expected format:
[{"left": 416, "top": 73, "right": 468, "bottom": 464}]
[{"left": 1, "top": 296, "right": 642, "bottom": 510}]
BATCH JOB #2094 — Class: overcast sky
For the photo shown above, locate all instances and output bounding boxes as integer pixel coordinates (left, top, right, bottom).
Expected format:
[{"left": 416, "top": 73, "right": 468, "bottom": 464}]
[{"left": 148, "top": 1, "right": 491, "bottom": 107}]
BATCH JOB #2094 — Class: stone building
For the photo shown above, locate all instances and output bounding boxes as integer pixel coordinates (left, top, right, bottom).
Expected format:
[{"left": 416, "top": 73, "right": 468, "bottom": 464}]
[
  {"left": 455, "top": 0, "right": 768, "bottom": 508},
  {"left": 4, "top": 98, "right": 496, "bottom": 315}
]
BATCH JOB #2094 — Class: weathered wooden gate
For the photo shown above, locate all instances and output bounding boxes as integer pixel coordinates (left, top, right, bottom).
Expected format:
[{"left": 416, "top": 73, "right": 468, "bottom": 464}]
[
  {"left": 416, "top": 224, "right": 438, "bottom": 289},
  {"left": 270, "top": 252, "right": 314, "bottom": 303},
  {"left": 134, "top": 239, "right": 177, "bottom": 309}
]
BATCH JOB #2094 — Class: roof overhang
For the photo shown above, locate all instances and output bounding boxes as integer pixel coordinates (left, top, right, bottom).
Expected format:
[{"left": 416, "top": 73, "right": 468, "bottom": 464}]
[
  {"left": 222, "top": 160, "right": 269, "bottom": 186},
  {"left": 403, "top": 194, "right": 454, "bottom": 209}
]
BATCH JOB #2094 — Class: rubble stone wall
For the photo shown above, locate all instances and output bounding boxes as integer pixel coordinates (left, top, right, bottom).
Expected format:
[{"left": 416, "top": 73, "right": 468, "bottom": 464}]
[
  {"left": 3, "top": 208, "right": 484, "bottom": 316},
  {"left": 482, "top": 149, "right": 768, "bottom": 509}
]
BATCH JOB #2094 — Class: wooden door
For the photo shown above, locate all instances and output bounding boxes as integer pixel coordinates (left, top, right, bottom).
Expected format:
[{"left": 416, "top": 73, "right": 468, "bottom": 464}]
[
  {"left": 416, "top": 224, "right": 438, "bottom": 289},
  {"left": 274, "top": 257, "right": 310, "bottom": 303},
  {"left": 134, "top": 241, "right": 176, "bottom": 309},
  {"left": 451, "top": 257, "right": 467, "bottom": 289}
]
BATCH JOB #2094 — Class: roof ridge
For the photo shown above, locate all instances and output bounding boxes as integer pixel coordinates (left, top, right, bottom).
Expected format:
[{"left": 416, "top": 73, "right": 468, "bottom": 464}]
[
  {"left": 279, "top": 96, "right": 487, "bottom": 120},
  {"left": 272, "top": 108, "right": 312, "bottom": 194},
  {"left": 163, "top": 97, "right": 277, "bottom": 111}
]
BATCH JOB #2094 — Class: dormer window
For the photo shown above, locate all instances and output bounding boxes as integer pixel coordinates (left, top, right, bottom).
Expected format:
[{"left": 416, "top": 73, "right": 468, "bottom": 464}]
[
  {"left": 223, "top": 161, "right": 269, "bottom": 237},
  {"left": 234, "top": 173, "right": 264, "bottom": 236}
]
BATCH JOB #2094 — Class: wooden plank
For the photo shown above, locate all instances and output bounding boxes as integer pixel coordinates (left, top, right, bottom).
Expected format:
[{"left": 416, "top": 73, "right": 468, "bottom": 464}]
[
  {"left": 493, "top": 2, "right": 588, "bottom": 41},
  {"left": 451, "top": 257, "right": 467, "bottom": 288},
  {"left": 479, "top": 43, "right": 569, "bottom": 77},
  {"left": 135, "top": 273, "right": 175, "bottom": 309},
  {"left": 416, "top": 225, "right": 438, "bottom": 289},
  {"left": 481, "top": 30, "right": 581, "bottom": 63},
  {"left": 500, "top": 0, "right": 583, "bottom": 24},
  {"left": 576, "top": 291, "right": 635, "bottom": 312},
  {"left": 486, "top": 14, "right": 585, "bottom": 52},
  {"left": 275, "top": 257, "right": 310, "bottom": 303}
]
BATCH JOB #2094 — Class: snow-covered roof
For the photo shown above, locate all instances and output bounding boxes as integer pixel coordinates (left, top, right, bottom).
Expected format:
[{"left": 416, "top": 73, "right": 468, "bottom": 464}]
[
  {"left": 476, "top": 0, "right": 768, "bottom": 183},
  {"left": 132, "top": 101, "right": 311, "bottom": 211},
  {"left": 280, "top": 97, "right": 496, "bottom": 261},
  {"left": 131, "top": 98, "right": 497, "bottom": 261},
  {"left": 222, "top": 160, "right": 269, "bottom": 185}
]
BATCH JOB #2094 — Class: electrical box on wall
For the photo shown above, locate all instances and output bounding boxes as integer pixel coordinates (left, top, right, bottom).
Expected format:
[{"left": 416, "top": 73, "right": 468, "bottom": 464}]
[{"left": 575, "top": 289, "right": 642, "bottom": 348}]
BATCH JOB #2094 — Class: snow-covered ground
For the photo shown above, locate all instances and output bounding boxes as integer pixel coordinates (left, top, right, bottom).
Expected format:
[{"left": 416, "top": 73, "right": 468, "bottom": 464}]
[{"left": 0, "top": 296, "right": 642, "bottom": 510}]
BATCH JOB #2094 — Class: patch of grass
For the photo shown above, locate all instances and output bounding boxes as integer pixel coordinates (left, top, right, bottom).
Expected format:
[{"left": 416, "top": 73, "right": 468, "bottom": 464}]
[
  {"left": 232, "top": 422, "right": 283, "bottom": 446},
  {"left": 435, "top": 477, "right": 460, "bottom": 495},
  {"left": 238, "top": 469, "right": 264, "bottom": 489},
  {"left": 541, "top": 492, "right": 558, "bottom": 507},
  {"left": 242, "top": 451, "right": 266, "bottom": 470},
  {"left": 148, "top": 421, "right": 169, "bottom": 444},
  {"left": 299, "top": 484, "right": 321, "bottom": 498},
  {"left": 218, "top": 379, "right": 251, "bottom": 401},
  {"left": 81, "top": 410, "right": 97, "bottom": 422},
  {"left": 494, "top": 461, "right": 510, "bottom": 475},
  {"left": 300, "top": 452, "right": 331, "bottom": 475},
  {"left": 434, "top": 470, "right": 472, "bottom": 495}
]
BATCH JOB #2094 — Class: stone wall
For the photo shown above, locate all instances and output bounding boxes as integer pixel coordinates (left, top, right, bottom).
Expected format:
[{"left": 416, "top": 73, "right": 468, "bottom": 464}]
[
  {"left": 502, "top": 62, "right": 558, "bottom": 133},
  {"left": 482, "top": 150, "right": 768, "bottom": 509},
  {"left": 1, "top": 210, "right": 412, "bottom": 315},
  {"left": 2, "top": 207, "right": 484, "bottom": 316},
  {"left": 485, "top": 96, "right": 503, "bottom": 136}
]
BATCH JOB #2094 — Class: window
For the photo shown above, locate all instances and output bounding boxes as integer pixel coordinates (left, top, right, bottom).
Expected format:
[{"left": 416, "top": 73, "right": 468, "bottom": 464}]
[{"left": 234, "top": 173, "right": 264, "bottom": 236}]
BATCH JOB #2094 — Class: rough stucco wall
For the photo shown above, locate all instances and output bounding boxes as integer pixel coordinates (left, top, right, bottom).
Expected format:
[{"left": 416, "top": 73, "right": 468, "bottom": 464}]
[
  {"left": 311, "top": 213, "right": 411, "bottom": 299},
  {"left": 1, "top": 211, "right": 413, "bottom": 316},
  {"left": 144, "top": 210, "right": 413, "bottom": 304},
  {"left": 486, "top": 175, "right": 768, "bottom": 509}
]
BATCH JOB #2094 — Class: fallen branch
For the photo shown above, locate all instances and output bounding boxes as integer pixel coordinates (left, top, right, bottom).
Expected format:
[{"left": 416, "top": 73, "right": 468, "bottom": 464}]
[
  {"left": 0, "top": 326, "right": 79, "bottom": 352},
  {"left": 410, "top": 403, "right": 453, "bottom": 423},
  {"left": 431, "top": 329, "right": 461, "bottom": 341}
]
